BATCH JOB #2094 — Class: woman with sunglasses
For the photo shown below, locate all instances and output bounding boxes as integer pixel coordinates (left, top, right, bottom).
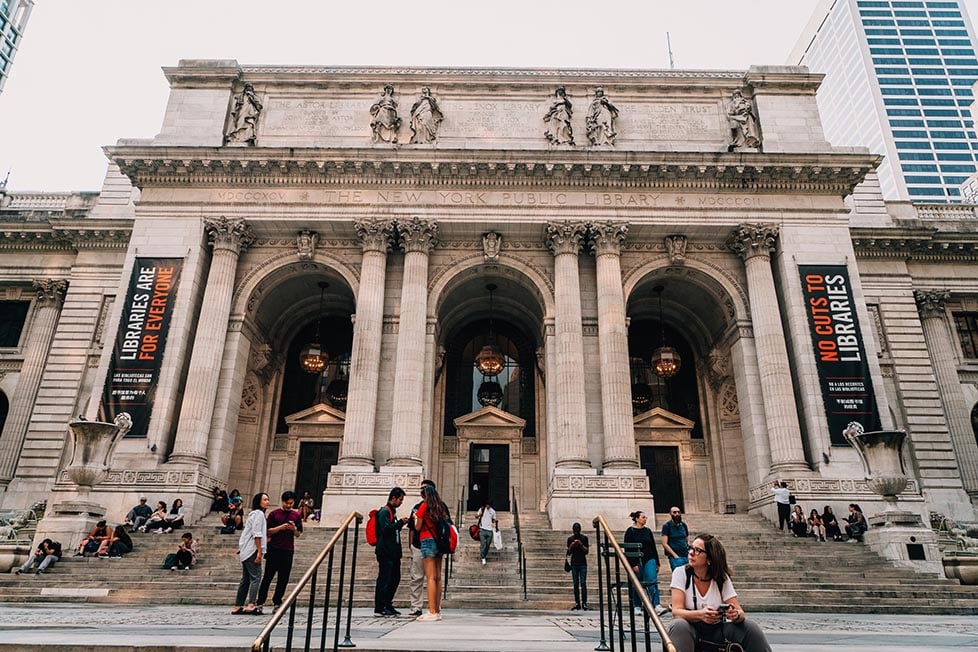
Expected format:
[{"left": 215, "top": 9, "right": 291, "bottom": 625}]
[{"left": 668, "top": 534, "right": 772, "bottom": 652}]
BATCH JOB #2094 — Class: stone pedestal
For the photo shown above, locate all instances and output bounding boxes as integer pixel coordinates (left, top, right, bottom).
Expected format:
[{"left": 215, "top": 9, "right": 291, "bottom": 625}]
[
  {"left": 0, "top": 543, "right": 31, "bottom": 573},
  {"left": 546, "top": 468, "right": 651, "bottom": 531},
  {"left": 864, "top": 511, "right": 945, "bottom": 578},
  {"left": 32, "top": 500, "right": 105, "bottom": 553},
  {"left": 320, "top": 465, "right": 424, "bottom": 527},
  {"left": 943, "top": 553, "right": 978, "bottom": 585}
]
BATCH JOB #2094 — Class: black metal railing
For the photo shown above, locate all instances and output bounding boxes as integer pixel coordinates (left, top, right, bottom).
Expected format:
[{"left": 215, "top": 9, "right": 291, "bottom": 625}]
[
  {"left": 592, "top": 515, "right": 676, "bottom": 652},
  {"left": 251, "top": 511, "right": 363, "bottom": 652},
  {"left": 512, "top": 486, "right": 527, "bottom": 600},
  {"left": 444, "top": 483, "right": 465, "bottom": 598}
]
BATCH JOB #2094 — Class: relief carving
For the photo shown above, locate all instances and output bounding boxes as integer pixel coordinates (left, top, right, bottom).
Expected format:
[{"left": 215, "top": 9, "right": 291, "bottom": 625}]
[
  {"left": 728, "top": 223, "right": 779, "bottom": 261},
  {"left": 543, "top": 86, "right": 574, "bottom": 146},
  {"left": 586, "top": 87, "right": 618, "bottom": 147},
  {"left": 665, "top": 235, "right": 688, "bottom": 264},
  {"left": 545, "top": 221, "right": 588, "bottom": 256},
  {"left": 409, "top": 87, "right": 443, "bottom": 144},
  {"left": 370, "top": 84, "right": 401, "bottom": 144},
  {"left": 482, "top": 231, "right": 502, "bottom": 262},
  {"left": 296, "top": 230, "right": 318, "bottom": 260},
  {"left": 914, "top": 289, "right": 950, "bottom": 319},
  {"left": 727, "top": 90, "right": 761, "bottom": 152},
  {"left": 224, "top": 83, "right": 262, "bottom": 146}
]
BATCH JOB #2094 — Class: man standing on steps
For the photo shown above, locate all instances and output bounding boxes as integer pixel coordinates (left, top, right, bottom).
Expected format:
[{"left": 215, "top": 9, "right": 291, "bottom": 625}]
[
  {"left": 661, "top": 506, "right": 690, "bottom": 571},
  {"left": 256, "top": 491, "right": 303, "bottom": 613},
  {"left": 407, "top": 479, "right": 436, "bottom": 617},
  {"left": 375, "top": 487, "right": 408, "bottom": 616},
  {"left": 477, "top": 499, "right": 498, "bottom": 566}
]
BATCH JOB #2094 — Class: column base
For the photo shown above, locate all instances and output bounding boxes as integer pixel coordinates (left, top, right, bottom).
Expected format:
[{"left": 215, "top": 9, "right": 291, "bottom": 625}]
[
  {"left": 864, "top": 511, "right": 945, "bottom": 578},
  {"left": 320, "top": 465, "right": 424, "bottom": 527},
  {"left": 33, "top": 500, "right": 106, "bottom": 553},
  {"left": 546, "top": 468, "right": 651, "bottom": 532}
]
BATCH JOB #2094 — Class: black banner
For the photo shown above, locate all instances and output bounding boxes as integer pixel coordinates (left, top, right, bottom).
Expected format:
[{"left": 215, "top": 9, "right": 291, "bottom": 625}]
[
  {"left": 799, "top": 265, "right": 881, "bottom": 445},
  {"left": 101, "top": 258, "right": 183, "bottom": 437}
]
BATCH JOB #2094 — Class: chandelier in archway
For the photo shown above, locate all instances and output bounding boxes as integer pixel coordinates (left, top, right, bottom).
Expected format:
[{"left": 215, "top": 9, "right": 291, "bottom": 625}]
[
  {"left": 474, "top": 283, "right": 504, "bottom": 377},
  {"left": 299, "top": 282, "right": 329, "bottom": 374},
  {"left": 651, "top": 286, "right": 681, "bottom": 379}
]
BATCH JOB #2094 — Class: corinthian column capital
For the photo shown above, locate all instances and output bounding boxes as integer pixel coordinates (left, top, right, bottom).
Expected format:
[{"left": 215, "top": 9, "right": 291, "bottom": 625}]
[
  {"left": 396, "top": 217, "right": 438, "bottom": 254},
  {"left": 546, "top": 221, "right": 588, "bottom": 256},
  {"left": 589, "top": 221, "right": 628, "bottom": 257},
  {"left": 204, "top": 216, "right": 255, "bottom": 253},
  {"left": 914, "top": 289, "right": 950, "bottom": 319},
  {"left": 728, "top": 223, "right": 779, "bottom": 261},
  {"left": 33, "top": 279, "right": 69, "bottom": 307},
  {"left": 354, "top": 219, "right": 395, "bottom": 254}
]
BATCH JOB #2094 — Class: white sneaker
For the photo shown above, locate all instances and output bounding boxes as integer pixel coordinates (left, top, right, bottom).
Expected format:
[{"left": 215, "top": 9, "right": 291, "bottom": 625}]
[
  {"left": 654, "top": 605, "right": 670, "bottom": 617},
  {"left": 481, "top": 558, "right": 487, "bottom": 566},
  {"left": 416, "top": 612, "right": 441, "bottom": 622}
]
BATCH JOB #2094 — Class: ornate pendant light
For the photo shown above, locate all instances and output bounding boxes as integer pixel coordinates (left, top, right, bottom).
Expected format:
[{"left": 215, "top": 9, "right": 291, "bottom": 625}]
[
  {"left": 474, "top": 283, "right": 504, "bottom": 377},
  {"left": 325, "top": 355, "right": 349, "bottom": 409},
  {"left": 299, "top": 282, "right": 329, "bottom": 374},
  {"left": 630, "top": 357, "right": 653, "bottom": 409},
  {"left": 477, "top": 379, "right": 503, "bottom": 407},
  {"left": 651, "top": 286, "right": 681, "bottom": 379}
]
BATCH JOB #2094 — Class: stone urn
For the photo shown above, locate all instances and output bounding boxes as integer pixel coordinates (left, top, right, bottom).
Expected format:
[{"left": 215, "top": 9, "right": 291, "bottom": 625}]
[
  {"left": 65, "top": 413, "right": 132, "bottom": 494},
  {"left": 843, "top": 421, "right": 908, "bottom": 510}
]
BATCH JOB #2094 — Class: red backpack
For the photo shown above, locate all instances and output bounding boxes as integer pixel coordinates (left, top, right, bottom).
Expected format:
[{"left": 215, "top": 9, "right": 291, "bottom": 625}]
[{"left": 365, "top": 505, "right": 392, "bottom": 546}]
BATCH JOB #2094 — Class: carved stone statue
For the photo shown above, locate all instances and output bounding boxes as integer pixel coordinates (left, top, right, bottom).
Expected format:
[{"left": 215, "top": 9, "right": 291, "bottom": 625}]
[
  {"left": 727, "top": 90, "right": 761, "bottom": 151},
  {"left": 544, "top": 86, "right": 574, "bottom": 146},
  {"left": 665, "top": 235, "right": 688, "bottom": 264},
  {"left": 410, "top": 87, "right": 443, "bottom": 144},
  {"left": 586, "top": 87, "right": 618, "bottom": 147},
  {"left": 225, "top": 83, "right": 263, "bottom": 146},
  {"left": 296, "top": 230, "right": 318, "bottom": 260},
  {"left": 482, "top": 231, "right": 501, "bottom": 262},
  {"left": 370, "top": 84, "right": 401, "bottom": 144}
]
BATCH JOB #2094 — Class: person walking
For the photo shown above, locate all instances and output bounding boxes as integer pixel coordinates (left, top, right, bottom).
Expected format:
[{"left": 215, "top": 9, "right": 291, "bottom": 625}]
[
  {"left": 625, "top": 510, "right": 669, "bottom": 617},
  {"left": 661, "top": 506, "right": 690, "bottom": 570},
  {"left": 566, "top": 522, "right": 589, "bottom": 611},
  {"left": 413, "top": 484, "right": 450, "bottom": 621},
  {"left": 257, "top": 491, "right": 303, "bottom": 612},
  {"left": 477, "top": 500, "right": 498, "bottom": 566},
  {"left": 407, "top": 479, "right": 436, "bottom": 617},
  {"left": 232, "top": 492, "right": 269, "bottom": 615},
  {"left": 374, "top": 487, "right": 408, "bottom": 617},
  {"left": 770, "top": 482, "right": 791, "bottom": 532}
]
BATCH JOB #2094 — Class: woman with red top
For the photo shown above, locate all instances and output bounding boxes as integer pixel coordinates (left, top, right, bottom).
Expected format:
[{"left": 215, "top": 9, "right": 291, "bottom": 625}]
[{"left": 410, "top": 484, "right": 449, "bottom": 622}]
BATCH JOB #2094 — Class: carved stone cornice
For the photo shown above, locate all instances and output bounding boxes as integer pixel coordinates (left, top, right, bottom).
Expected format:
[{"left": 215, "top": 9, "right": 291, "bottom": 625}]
[
  {"left": 728, "top": 223, "right": 779, "bottom": 261},
  {"left": 104, "top": 146, "right": 878, "bottom": 196},
  {"left": 0, "top": 218, "right": 133, "bottom": 252},
  {"left": 914, "top": 289, "right": 950, "bottom": 319},
  {"left": 546, "top": 221, "right": 588, "bottom": 256},
  {"left": 33, "top": 279, "right": 68, "bottom": 307},
  {"left": 396, "top": 217, "right": 438, "bottom": 254},
  {"left": 204, "top": 216, "right": 255, "bottom": 253},
  {"left": 354, "top": 219, "right": 395, "bottom": 254},
  {"left": 589, "top": 221, "right": 628, "bottom": 257},
  {"left": 851, "top": 228, "right": 978, "bottom": 262}
]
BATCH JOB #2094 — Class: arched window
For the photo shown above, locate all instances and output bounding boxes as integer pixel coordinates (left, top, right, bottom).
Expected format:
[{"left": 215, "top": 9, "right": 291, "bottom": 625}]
[{"left": 0, "top": 390, "right": 8, "bottom": 434}]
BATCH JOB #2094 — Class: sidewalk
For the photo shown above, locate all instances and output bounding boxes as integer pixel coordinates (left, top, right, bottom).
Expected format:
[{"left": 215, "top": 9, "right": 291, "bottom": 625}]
[{"left": 0, "top": 604, "right": 976, "bottom": 651}]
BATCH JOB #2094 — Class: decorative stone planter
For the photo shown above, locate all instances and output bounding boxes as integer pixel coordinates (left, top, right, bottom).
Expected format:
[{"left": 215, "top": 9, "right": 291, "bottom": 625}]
[{"left": 943, "top": 553, "right": 978, "bottom": 585}]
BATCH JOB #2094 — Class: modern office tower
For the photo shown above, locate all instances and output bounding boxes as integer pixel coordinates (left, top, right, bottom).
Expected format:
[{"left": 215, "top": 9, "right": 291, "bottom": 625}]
[
  {"left": 0, "top": 0, "right": 32, "bottom": 95},
  {"left": 793, "top": 0, "right": 978, "bottom": 202}
]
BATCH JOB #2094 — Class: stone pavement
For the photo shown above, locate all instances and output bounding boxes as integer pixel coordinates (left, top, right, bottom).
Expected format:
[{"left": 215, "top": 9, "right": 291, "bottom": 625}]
[{"left": 0, "top": 605, "right": 976, "bottom": 651}]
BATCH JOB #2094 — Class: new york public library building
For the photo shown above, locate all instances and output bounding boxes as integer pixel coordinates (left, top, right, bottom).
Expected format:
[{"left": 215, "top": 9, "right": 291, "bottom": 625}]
[{"left": 1, "top": 59, "right": 977, "bottom": 537}]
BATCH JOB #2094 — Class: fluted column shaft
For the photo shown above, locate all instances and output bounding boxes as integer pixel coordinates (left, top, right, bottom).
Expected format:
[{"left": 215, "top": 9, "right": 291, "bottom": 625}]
[
  {"left": 729, "top": 224, "right": 808, "bottom": 474},
  {"left": 591, "top": 222, "right": 638, "bottom": 469},
  {"left": 170, "top": 217, "right": 253, "bottom": 465},
  {"left": 0, "top": 280, "right": 68, "bottom": 484},
  {"left": 547, "top": 222, "right": 591, "bottom": 468},
  {"left": 339, "top": 220, "right": 394, "bottom": 467},
  {"left": 387, "top": 218, "right": 438, "bottom": 467},
  {"left": 915, "top": 290, "right": 978, "bottom": 499}
]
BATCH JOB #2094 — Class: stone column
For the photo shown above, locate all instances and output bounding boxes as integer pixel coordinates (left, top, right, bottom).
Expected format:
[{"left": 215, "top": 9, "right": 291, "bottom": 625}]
[
  {"left": 387, "top": 217, "right": 438, "bottom": 467},
  {"left": 338, "top": 220, "right": 394, "bottom": 467},
  {"left": 546, "top": 222, "right": 591, "bottom": 469},
  {"left": 915, "top": 289, "right": 978, "bottom": 501},
  {"left": 170, "top": 217, "right": 254, "bottom": 465},
  {"left": 729, "top": 223, "right": 808, "bottom": 474},
  {"left": 0, "top": 279, "right": 68, "bottom": 486},
  {"left": 591, "top": 221, "right": 638, "bottom": 469}
]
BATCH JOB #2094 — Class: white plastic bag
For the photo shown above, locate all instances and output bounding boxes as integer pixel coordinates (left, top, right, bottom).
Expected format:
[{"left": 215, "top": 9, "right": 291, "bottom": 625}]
[{"left": 492, "top": 529, "right": 502, "bottom": 550}]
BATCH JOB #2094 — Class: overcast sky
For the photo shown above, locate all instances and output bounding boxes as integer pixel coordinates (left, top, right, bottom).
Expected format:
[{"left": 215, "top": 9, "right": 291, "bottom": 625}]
[{"left": 2, "top": 0, "right": 977, "bottom": 192}]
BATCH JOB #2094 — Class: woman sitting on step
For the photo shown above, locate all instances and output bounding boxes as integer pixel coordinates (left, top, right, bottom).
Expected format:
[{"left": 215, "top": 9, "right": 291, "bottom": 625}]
[
  {"left": 807, "top": 509, "right": 826, "bottom": 542},
  {"left": 97, "top": 524, "right": 134, "bottom": 558},
  {"left": 822, "top": 506, "right": 844, "bottom": 542},
  {"left": 845, "top": 504, "right": 868, "bottom": 542},
  {"left": 162, "top": 498, "right": 187, "bottom": 532},
  {"left": 789, "top": 505, "right": 808, "bottom": 538},
  {"left": 667, "top": 534, "right": 772, "bottom": 652},
  {"left": 76, "top": 520, "right": 110, "bottom": 556},
  {"left": 139, "top": 501, "right": 167, "bottom": 532}
]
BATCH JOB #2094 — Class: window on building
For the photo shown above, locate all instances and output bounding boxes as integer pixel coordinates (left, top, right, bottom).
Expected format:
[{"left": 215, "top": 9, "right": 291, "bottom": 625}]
[
  {"left": 0, "top": 300, "right": 29, "bottom": 347},
  {"left": 954, "top": 312, "right": 978, "bottom": 359}
]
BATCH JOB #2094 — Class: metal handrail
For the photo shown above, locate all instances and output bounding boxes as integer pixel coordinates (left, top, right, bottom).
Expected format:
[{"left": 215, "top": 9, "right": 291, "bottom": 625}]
[
  {"left": 512, "top": 485, "right": 527, "bottom": 600},
  {"left": 592, "top": 514, "right": 676, "bottom": 652},
  {"left": 251, "top": 511, "right": 363, "bottom": 652}
]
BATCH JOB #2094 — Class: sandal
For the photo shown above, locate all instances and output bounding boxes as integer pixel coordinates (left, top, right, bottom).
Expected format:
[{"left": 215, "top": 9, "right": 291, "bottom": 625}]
[
  {"left": 242, "top": 606, "right": 263, "bottom": 616},
  {"left": 231, "top": 607, "right": 244, "bottom": 615}
]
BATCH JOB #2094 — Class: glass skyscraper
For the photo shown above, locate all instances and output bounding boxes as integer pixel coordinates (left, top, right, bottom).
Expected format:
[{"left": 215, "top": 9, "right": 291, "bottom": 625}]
[
  {"left": 0, "top": 0, "right": 32, "bottom": 95},
  {"left": 793, "top": 0, "right": 978, "bottom": 201}
]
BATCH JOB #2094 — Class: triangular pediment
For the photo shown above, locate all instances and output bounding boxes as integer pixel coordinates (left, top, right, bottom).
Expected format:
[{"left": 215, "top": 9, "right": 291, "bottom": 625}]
[
  {"left": 285, "top": 402, "right": 346, "bottom": 426},
  {"left": 633, "top": 407, "right": 695, "bottom": 430},
  {"left": 453, "top": 405, "right": 526, "bottom": 428}
]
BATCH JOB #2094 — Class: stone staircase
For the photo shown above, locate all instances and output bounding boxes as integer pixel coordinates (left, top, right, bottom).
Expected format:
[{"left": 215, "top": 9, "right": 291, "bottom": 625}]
[{"left": 1, "top": 511, "right": 976, "bottom": 614}]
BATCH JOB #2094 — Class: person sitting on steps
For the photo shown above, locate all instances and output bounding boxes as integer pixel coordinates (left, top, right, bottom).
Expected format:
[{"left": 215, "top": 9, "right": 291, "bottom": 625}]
[
  {"left": 76, "top": 520, "right": 109, "bottom": 556},
  {"left": 139, "top": 501, "right": 167, "bottom": 532},
  {"left": 807, "top": 509, "right": 826, "bottom": 542},
  {"left": 16, "top": 538, "right": 61, "bottom": 575},
  {"left": 845, "top": 503, "right": 868, "bottom": 542},
  {"left": 125, "top": 497, "right": 153, "bottom": 532},
  {"left": 822, "top": 506, "right": 844, "bottom": 542},
  {"left": 789, "top": 505, "right": 808, "bottom": 538}
]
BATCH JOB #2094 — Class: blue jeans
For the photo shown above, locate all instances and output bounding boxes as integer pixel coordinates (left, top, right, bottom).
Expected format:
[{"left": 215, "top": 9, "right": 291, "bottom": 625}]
[
  {"left": 630, "top": 558, "right": 660, "bottom": 607},
  {"left": 571, "top": 564, "right": 588, "bottom": 606},
  {"left": 669, "top": 556, "right": 688, "bottom": 571}
]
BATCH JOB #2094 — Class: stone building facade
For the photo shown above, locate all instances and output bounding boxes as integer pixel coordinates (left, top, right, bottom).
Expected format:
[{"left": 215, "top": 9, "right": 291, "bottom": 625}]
[{"left": 0, "top": 60, "right": 976, "bottom": 530}]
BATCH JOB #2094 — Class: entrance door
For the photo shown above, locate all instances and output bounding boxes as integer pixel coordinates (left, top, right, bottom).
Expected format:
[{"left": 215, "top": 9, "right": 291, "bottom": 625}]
[
  {"left": 295, "top": 442, "right": 340, "bottom": 506},
  {"left": 639, "top": 446, "right": 684, "bottom": 513},
  {"left": 467, "top": 444, "right": 510, "bottom": 511}
]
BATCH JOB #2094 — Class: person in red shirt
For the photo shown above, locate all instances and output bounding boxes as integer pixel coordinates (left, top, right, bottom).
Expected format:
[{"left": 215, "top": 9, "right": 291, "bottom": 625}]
[{"left": 256, "top": 491, "right": 303, "bottom": 611}]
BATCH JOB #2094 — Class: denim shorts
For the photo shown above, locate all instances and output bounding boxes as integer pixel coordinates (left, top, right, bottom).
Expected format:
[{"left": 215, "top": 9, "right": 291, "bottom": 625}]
[{"left": 420, "top": 538, "right": 441, "bottom": 559}]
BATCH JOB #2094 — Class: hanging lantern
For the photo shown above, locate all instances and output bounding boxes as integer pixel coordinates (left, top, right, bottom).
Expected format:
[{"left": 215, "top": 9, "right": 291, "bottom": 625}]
[
  {"left": 325, "top": 378, "right": 349, "bottom": 409},
  {"left": 651, "top": 286, "right": 682, "bottom": 379},
  {"left": 474, "top": 283, "right": 505, "bottom": 377},
  {"left": 300, "top": 282, "right": 330, "bottom": 374},
  {"left": 631, "top": 382, "right": 653, "bottom": 408},
  {"left": 477, "top": 380, "right": 503, "bottom": 407}
]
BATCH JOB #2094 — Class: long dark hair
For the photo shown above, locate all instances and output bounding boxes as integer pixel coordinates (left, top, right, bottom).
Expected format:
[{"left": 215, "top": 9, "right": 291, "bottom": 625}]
[
  {"left": 421, "top": 485, "right": 448, "bottom": 522},
  {"left": 170, "top": 498, "right": 183, "bottom": 514},
  {"left": 696, "top": 533, "right": 733, "bottom": 586},
  {"left": 251, "top": 492, "right": 268, "bottom": 511}
]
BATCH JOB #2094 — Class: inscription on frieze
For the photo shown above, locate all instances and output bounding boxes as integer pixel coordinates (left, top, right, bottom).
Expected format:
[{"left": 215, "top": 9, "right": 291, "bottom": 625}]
[
  {"left": 262, "top": 99, "right": 360, "bottom": 135},
  {"left": 619, "top": 103, "right": 723, "bottom": 142}
]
